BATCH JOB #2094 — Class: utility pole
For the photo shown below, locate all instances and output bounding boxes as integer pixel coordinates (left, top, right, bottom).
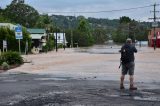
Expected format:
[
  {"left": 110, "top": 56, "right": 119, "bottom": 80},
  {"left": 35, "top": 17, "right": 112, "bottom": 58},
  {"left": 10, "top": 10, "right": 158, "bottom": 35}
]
[
  {"left": 63, "top": 29, "right": 66, "bottom": 50},
  {"left": 149, "top": 3, "right": 160, "bottom": 50},
  {"left": 55, "top": 24, "right": 58, "bottom": 52},
  {"left": 67, "top": 16, "right": 73, "bottom": 48}
]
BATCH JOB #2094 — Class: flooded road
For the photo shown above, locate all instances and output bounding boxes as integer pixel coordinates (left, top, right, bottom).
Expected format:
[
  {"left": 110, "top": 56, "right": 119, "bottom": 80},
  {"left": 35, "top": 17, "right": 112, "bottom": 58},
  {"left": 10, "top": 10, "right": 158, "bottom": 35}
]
[
  {"left": 8, "top": 45, "right": 160, "bottom": 83},
  {"left": 1, "top": 45, "right": 160, "bottom": 105}
]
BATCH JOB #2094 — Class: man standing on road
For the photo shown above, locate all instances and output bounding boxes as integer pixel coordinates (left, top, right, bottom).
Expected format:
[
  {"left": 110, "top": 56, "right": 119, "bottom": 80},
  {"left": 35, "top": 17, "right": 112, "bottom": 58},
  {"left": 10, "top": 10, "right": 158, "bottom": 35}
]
[{"left": 119, "top": 38, "right": 137, "bottom": 90}]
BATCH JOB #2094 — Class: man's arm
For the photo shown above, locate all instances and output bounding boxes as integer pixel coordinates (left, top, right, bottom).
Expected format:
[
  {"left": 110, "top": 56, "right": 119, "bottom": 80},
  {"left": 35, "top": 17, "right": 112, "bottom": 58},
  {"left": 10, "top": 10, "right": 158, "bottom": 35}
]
[
  {"left": 119, "top": 45, "right": 125, "bottom": 53},
  {"left": 133, "top": 46, "right": 137, "bottom": 53}
]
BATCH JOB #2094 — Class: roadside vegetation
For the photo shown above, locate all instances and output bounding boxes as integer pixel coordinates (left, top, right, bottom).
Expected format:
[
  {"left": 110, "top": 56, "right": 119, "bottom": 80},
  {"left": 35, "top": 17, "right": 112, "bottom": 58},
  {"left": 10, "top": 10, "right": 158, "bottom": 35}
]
[
  {"left": 0, "top": 27, "right": 31, "bottom": 52},
  {"left": 0, "top": 51, "right": 23, "bottom": 70}
]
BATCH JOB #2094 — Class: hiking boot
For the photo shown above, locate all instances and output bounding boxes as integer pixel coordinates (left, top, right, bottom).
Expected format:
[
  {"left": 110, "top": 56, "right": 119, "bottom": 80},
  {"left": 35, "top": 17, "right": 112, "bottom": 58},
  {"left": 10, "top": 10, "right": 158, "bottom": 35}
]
[
  {"left": 130, "top": 85, "right": 137, "bottom": 90},
  {"left": 120, "top": 84, "right": 125, "bottom": 90}
]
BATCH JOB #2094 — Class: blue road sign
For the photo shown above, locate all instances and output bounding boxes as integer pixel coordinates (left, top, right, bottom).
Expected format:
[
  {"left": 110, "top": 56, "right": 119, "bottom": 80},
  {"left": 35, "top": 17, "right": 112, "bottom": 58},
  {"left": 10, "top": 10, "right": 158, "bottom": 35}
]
[{"left": 15, "top": 25, "right": 23, "bottom": 39}]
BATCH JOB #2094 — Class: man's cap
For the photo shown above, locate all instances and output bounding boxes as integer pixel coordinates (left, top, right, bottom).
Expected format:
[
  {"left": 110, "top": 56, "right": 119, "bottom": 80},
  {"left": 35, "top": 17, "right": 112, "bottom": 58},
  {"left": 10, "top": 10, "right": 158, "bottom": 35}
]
[{"left": 126, "top": 38, "right": 132, "bottom": 43}]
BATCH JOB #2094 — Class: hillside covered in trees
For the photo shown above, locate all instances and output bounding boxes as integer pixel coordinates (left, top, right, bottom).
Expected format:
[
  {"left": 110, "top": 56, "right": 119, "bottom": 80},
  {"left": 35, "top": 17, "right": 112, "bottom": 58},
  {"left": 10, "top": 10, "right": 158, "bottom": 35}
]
[{"left": 51, "top": 15, "right": 151, "bottom": 44}]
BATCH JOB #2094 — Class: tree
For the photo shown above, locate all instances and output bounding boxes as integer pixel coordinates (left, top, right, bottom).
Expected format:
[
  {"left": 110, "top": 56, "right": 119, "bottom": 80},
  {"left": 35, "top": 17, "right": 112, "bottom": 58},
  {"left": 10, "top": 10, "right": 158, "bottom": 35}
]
[
  {"left": 73, "top": 29, "right": 91, "bottom": 47},
  {"left": 76, "top": 17, "right": 94, "bottom": 46},
  {"left": 113, "top": 16, "right": 132, "bottom": 43},
  {"left": 112, "top": 25, "right": 126, "bottom": 43},
  {"left": 93, "top": 28, "right": 109, "bottom": 44},
  {"left": 4, "top": 1, "right": 39, "bottom": 27},
  {"left": 120, "top": 16, "right": 131, "bottom": 24},
  {"left": 0, "top": 7, "right": 3, "bottom": 14},
  {"left": 0, "top": 7, "right": 10, "bottom": 23},
  {"left": 35, "top": 14, "right": 53, "bottom": 28},
  {"left": 0, "top": 27, "right": 31, "bottom": 52},
  {"left": 78, "top": 17, "right": 89, "bottom": 32}
]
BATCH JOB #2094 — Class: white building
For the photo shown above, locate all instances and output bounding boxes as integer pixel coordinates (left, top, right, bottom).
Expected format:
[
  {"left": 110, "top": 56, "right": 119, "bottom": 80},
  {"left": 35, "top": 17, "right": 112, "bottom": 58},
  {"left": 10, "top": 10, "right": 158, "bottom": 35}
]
[
  {"left": 0, "top": 23, "right": 17, "bottom": 30},
  {"left": 27, "top": 28, "right": 47, "bottom": 52}
]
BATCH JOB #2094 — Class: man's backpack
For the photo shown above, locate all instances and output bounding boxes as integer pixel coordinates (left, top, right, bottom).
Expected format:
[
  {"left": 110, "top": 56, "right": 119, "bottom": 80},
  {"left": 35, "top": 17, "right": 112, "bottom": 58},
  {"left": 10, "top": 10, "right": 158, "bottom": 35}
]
[{"left": 120, "top": 45, "right": 132, "bottom": 64}]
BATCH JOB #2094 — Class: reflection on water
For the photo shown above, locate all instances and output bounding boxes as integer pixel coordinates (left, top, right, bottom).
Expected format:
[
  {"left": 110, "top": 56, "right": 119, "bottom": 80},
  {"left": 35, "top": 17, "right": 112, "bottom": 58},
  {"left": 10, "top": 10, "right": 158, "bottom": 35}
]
[
  {"left": 75, "top": 45, "right": 121, "bottom": 54},
  {"left": 75, "top": 45, "right": 156, "bottom": 54}
]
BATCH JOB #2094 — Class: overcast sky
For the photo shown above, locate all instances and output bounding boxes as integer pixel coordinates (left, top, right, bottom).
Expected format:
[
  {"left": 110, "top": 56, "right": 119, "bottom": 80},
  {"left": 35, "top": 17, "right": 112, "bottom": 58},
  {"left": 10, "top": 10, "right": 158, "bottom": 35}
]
[{"left": 0, "top": 0, "right": 160, "bottom": 21}]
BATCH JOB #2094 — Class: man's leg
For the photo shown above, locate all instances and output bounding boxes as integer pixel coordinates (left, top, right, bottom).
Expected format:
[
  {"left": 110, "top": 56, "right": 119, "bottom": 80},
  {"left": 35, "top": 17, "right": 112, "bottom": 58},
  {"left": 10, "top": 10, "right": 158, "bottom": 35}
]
[
  {"left": 129, "top": 75, "right": 134, "bottom": 86},
  {"left": 121, "top": 64, "right": 127, "bottom": 89},
  {"left": 120, "top": 75, "right": 125, "bottom": 89},
  {"left": 129, "top": 75, "right": 137, "bottom": 90},
  {"left": 128, "top": 62, "right": 137, "bottom": 90}
]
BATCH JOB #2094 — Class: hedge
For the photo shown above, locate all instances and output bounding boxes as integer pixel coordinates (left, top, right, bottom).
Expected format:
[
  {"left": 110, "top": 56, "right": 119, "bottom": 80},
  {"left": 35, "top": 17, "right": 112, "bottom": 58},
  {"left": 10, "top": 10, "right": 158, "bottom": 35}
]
[{"left": 0, "top": 51, "right": 23, "bottom": 65}]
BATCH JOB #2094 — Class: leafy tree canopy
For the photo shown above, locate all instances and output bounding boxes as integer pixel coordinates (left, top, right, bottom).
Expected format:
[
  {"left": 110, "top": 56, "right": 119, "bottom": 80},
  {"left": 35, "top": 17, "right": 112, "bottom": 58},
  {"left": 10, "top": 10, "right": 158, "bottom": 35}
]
[
  {"left": 120, "top": 16, "right": 132, "bottom": 24},
  {"left": 4, "top": 0, "right": 39, "bottom": 27}
]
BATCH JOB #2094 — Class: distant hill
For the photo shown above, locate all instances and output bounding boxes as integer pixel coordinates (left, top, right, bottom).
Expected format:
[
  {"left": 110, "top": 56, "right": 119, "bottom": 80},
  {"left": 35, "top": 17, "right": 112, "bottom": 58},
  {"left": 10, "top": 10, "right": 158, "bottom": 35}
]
[
  {"left": 50, "top": 15, "right": 152, "bottom": 30},
  {"left": 50, "top": 15, "right": 120, "bottom": 30}
]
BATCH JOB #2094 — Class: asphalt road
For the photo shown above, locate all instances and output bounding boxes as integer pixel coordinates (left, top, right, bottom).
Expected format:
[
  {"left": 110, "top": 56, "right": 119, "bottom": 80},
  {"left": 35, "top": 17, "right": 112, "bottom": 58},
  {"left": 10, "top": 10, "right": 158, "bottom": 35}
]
[{"left": 0, "top": 73, "right": 160, "bottom": 106}]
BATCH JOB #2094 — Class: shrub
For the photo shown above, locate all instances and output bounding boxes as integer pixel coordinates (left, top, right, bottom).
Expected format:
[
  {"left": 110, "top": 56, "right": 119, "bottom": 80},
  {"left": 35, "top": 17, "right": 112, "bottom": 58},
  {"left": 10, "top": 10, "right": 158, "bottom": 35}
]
[
  {"left": 58, "top": 44, "right": 63, "bottom": 48},
  {"left": 1, "top": 51, "right": 23, "bottom": 65},
  {"left": 0, "top": 54, "right": 3, "bottom": 65},
  {"left": 2, "top": 62, "right": 10, "bottom": 70},
  {"left": 42, "top": 45, "right": 48, "bottom": 53}
]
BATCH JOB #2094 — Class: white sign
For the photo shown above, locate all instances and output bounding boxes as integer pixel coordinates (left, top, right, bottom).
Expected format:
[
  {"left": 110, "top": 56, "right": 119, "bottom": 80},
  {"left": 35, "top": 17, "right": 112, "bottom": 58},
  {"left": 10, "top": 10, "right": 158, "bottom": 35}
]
[
  {"left": 152, "top": 22, "right": 158, "bottom": 27},
  {"left": 3, "top": 40, "right": 7, "bottom": 48},
  {"left": 15, "top": 25, "right": 23, "bottom": 39},
  {"left": 54, "top": 33, "right": 67, "bottom": 44}
]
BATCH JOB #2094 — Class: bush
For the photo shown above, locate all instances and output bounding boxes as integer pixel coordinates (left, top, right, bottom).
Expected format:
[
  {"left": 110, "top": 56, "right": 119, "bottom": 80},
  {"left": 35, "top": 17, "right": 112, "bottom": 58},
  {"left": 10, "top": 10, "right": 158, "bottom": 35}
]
[
  {"left": 0, "top": 27, "right": 31, "bottom": 52},
  {"left": 1, "top": 51, "right": 23, "bottom": 65},
  {"left": 2, "top": 62, "right": 10, "bottom": 70},
  {"left": 0, "top": 56, "right": 3, "bottom": 65},
  {"left": 42, "top": 45, "right": 48, "bottom": 53}
]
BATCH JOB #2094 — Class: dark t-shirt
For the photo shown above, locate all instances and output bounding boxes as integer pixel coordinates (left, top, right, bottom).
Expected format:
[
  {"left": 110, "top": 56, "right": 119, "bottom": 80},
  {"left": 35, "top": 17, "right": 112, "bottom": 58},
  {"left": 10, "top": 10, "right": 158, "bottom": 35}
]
[{"left": 120, "top": 43, "right": 137, "bottom": 63}]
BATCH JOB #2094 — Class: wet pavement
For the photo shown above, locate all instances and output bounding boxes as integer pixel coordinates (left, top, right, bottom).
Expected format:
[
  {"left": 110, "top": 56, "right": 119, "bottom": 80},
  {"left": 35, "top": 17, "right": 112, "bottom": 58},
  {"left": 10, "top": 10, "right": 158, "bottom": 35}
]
[
  {"left": 0, "top": 73, "right": 160, "bottom": 106},
  {"left": 0, "top": 45, "right": 160, "bottom": 105}
]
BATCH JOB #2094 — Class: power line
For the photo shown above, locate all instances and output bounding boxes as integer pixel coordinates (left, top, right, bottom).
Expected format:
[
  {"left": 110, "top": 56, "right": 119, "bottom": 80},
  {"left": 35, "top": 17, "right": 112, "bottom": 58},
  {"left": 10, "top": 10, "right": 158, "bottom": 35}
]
[{"left": 43, "top": 4, "right": 155, "bottom": 14}]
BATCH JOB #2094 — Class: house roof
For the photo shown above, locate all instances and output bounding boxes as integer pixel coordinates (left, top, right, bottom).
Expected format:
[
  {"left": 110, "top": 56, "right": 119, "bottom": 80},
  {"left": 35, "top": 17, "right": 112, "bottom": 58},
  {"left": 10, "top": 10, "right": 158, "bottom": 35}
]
[
  {"left": 27, "top": 28, "right": 46, "bottom": 34},
  {"left": 31, "top": 34, "right": 45, "bottom": 39},
  {"left": 0, "top": 23, "right": 17, "bottom": 30}
]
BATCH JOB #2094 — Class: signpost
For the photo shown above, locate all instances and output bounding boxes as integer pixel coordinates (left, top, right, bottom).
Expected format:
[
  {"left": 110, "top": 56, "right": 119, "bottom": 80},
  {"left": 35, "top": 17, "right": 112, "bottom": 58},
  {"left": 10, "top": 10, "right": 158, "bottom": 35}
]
[
  {"left": 15, "top": 25, "right": 23, "bottom": 54},
  {"left": 3, "top": 40, "right": 7, "bottom": 52},
  {"left": 25, "top": 40, "right": 28, "bottom": 55}
]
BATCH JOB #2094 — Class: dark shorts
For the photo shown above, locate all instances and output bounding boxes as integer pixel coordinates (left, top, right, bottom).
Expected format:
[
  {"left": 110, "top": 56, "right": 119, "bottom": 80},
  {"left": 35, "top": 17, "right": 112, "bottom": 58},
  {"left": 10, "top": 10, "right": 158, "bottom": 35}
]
[{"left": 122, "top": 62, "right": 135, "bottom": 75}]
